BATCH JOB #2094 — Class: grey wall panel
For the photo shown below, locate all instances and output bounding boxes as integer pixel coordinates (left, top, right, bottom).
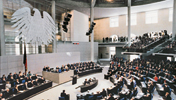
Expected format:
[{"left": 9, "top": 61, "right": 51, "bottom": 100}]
[
  {"left": 57, "top": 42, "right": 98, "bottom": 62},
  {"left": 0, "top": 52, "right": 80, "bottom": 76}
]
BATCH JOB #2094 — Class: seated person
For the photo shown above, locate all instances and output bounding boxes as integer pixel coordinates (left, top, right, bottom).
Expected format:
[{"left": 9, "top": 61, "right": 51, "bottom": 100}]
[
  {"left": 32, "top": 74, "right": 38, "bottom": 80},
  {"left": 125, "top": 90, "right": 132, "bottom": 99},
  {"left": 60, "top": 90, "right": 68, "bottom": 99},
  {"left": 1, "top": 78, "right": 6, "bottom": 84},
  {"left": 142, "top": 90, "right": 151, "bottom": 100},
  {"left": 157, "top": 76, "right": 163, "bottom": 84},
  {"left": 56, "top": 66, "right": 59, "bottom": 70},
  {"left": 130, "top": 79, "right": 134, "bottom": 90},
  {"left": 153, "top": 75, "right": 158, "bottom": 81},
  {"left": 1, "top": 74, "right": 6, "bottom": 80},
  {"left": 147, "top": 81, "right": 154, "bottom": 93},
  {"left": 25, "top": 76, "right": 31, "bottom": 82},
  {"left": 46, "top": 67, "right": 51, "bottom": 72},
  {"left": 38, "top": 77, "right": 46, "bottom": 84},
  {"left": 43, "top": 66, "right": 46, "bottom": 71},
  {"left": 2, "top": 88, "right": 11, "bottom": 99},
  {"left": 88, "top": 78, "right": 92, "bottom": 84},
  {"left": 172, "top": 76, "right": 176, "bottom": 84},
  {"left": 27, "top": 81, "right": 33, "bottom": 88},
  {"left": 7, "top": 73, "right": 12, "bottom": 81},
  {"left": 107, "top": 93, "right": 115, "bottom": 100},
  {"left": 163, "top": 84, "right": 171, "bottom": 95},
  {"left": 94, "top": 91, "right": 102, "bottom": 99},
  {"left": 9, "top": 76, "right": 15, "bottom": 82},
  {"left": 16, "top": 79, "right": 20, "bottom": 85},
  {"left": 0, "top": 93, "right": 5, "bottom": 100},
  {"left": 33, "top": 79, "right": 38, "bottom": 86},
  {"left": 10, "top": 85, "right": 18, "bottom": 94},
  {"left": 27, "top": 71, "right": 32, "bottom": 77},
  {"left": 18, "top": 83, "right": 27, "bottom": 91},
  {"left": 163, "top": 92, "right": 171, "bottom": 100},
  {"left": 100, "top": 88, "right": 107, "bottom": 97},
  {"left": 13, "top": 72, "right": 18, "bottom": 79},
  {"left": 55, "top": 69, "right": 59, "bottom": 73},
  {"left": 83, "top": 79, "right": 89, "bottom": 85},
  {"left": 133, "top": 87, "right": 138, "bottom": 96}
]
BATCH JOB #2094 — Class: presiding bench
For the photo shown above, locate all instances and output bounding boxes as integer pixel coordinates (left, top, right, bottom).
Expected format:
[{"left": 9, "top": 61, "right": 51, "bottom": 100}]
[{"left": 42, "top": 70, "right": 73, "bottom": 84}]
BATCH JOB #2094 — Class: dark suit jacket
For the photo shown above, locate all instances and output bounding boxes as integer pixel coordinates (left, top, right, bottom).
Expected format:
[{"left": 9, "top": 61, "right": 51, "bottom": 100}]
[
  {"left": 2, "top": 91, "right": 11, "bottom": 99},
  {"left": 108, "top": 96, "right": 115, "bottom": 100},
  {"left": 18, "top": 84, "right": 27, "bottom": 91},
  {"left": 61, "top": 92, "right": 66, "bottom": 97}
]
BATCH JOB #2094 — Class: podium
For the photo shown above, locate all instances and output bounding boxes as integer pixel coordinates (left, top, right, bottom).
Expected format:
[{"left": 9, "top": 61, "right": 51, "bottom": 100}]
[{"left": 71, "top": 75, "right": 77, "bottom": 85}]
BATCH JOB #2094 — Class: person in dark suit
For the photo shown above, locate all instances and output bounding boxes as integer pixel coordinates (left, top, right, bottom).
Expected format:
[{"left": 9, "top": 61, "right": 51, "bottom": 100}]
[
  {"left": 130, "top": 79, "right": 134, "bottom": 90},
  {"left": 163, "top": 92, "right": 171, "bottom": 100},
  {"left": 1, "top": 78, "right": 6, "bottom": 84},
  {"left": 83, "top": 79, "right": 89, "bottom": 85},
  {"left": 0, "top": 93, "right": 4, "bottom": 100},
  {"left": 148, "top": 82, "right": 154, "bottom": 93},
  {"left": 172, "top": 76, "right": 176, "bottom": 84},
  {"left": 25, "top": 76, "right": 31, "bottom": 82},
  {"left": 133, "top": 87, "right": 138, "bottom": 96},
  {"left": 9, "top": 76, "right": 15, "bottom": 82},
  {"left": 33, "top": 79, "right": 38, "bottom": 86},
  {"left": 88, "top": 78, "right": 92, "bottom": 84},
  {"left": 60, "top": 90, "right": 67, "bottom": 98},
  {"left": 7, "top": 73, "right": 12, "bottom": 81},
  {"left": 27, "top": 81, "right": 33, "bottom": 88},
  {"left": 13, "top": 72, "right": 18, "bottom": 79},
  {"left": 11, "top": 85, "right": 18, "bottom": 94},
  {"left": 18, "top": 83, "right": 27, "bottom": 91},
  {"left": 157, "top": 76, "right": 163, "bottom": 84},
  {"left": 163, "top": 84, "right": 170, "bottom": 95},
  {"left": 43, "top": 66, "right": 46, "bottom": 71},
  {"left": 142, "top": 90, "right": 151, "bottom": 100},
  {"left": 100, "top": 88, "right": 107, "bottom": 97},
  {"left": 107, "top": 93, "right": 115, "bottom": 100},
  {"left": 38, "top": 77, "right": 45, "bottom": 84},
  {"left": 55, "top": 69, "right": 59, "bottom": 73},
  {"left": 3, "top": 88, "right": 11, "bottom": 99},
  {"left": 1, "top": 74, "right": 6, "bottom": 80},
  {"left": 32, "top": 74, "right": 38, "bottom": 80}
]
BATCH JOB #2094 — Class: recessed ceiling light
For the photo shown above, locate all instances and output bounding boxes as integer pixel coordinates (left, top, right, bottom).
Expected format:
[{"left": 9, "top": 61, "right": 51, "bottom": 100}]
[{"left": 106, "top": 0, "right": 113, "bottom": 2}]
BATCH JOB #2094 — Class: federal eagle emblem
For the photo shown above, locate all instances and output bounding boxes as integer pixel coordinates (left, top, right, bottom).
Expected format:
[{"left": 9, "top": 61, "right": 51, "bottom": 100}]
[{"left": 11, "top": 7, "right": 55, "bottom": 46}]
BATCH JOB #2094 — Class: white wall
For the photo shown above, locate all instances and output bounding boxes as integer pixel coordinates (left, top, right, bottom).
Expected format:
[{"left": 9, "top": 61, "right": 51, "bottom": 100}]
[
  {"left": 94, "top": 8, "right": 172, "bottom": 42},
  {"left": 0, "top": 52, "right": 80, "bottom": 76},
  {"left": 70, "top": 10, "right": 89, "bottom": 42}
]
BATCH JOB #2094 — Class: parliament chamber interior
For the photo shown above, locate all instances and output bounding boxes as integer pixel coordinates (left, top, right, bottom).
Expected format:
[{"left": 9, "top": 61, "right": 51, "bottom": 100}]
[{"left": 1, "top": 0, "right": 176, "bottom": 100}]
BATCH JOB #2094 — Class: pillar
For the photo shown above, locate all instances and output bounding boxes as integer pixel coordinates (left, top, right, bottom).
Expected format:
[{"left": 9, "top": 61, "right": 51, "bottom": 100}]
[
  {"left": 127, "top": 0, "right": 131, "bottom": 46},
  {"left": 90, "top": 0, "right": 96, "bottom": 61},
  {"left": 172, "top": 0, "right": 176, "bottom": 40},
  {"left": 51, "top": 0, "right": 57, "bottom": 53},
  {"left": 0, "top": 0, "right": 5, "bottom": 56}
]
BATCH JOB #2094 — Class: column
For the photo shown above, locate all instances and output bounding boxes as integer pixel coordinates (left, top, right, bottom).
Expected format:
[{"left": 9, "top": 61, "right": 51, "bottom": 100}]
[
  {"left": 51, "top": 0, "right": 57, "bottom": 53},
  {"left": 0, "top": 0, "right": 5, "bottom": 56},
  {"left": 90, "top": 0, "right": 96, "bottom": 61},
  {"left": 127, "top": 0, "right": 131, "bottom": 46},
  {"left": 172, "top": 0, "right": 176, "bottom": 40}
]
